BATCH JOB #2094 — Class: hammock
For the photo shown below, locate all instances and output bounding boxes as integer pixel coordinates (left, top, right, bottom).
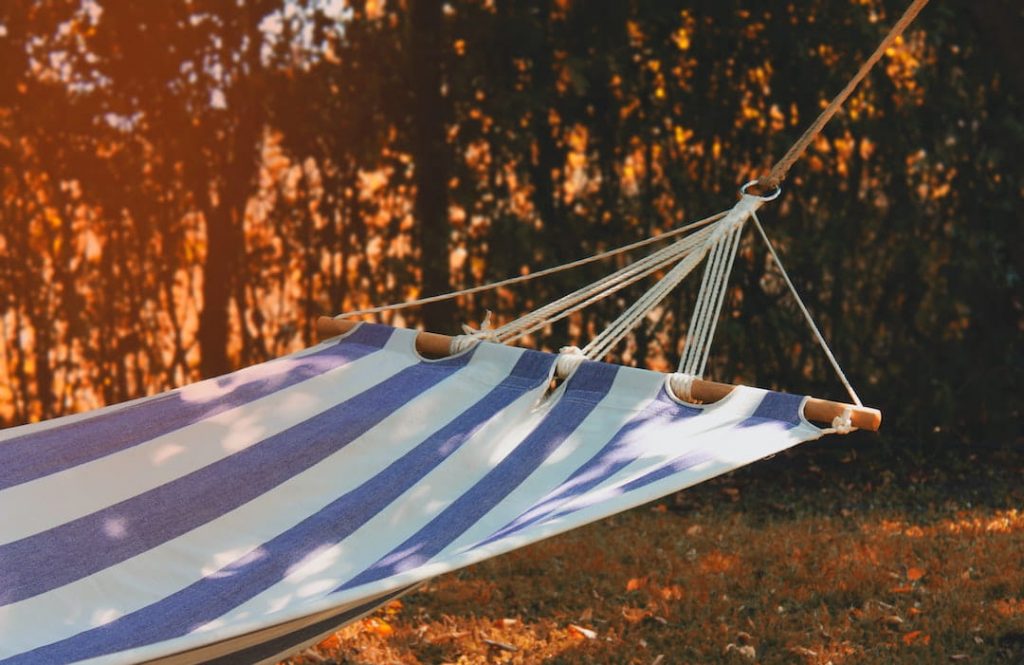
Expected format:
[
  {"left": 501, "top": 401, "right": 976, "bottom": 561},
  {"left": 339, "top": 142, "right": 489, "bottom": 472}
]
[
  {"left": 1, "top": 322, "right": 827, "bottom": 664},
  {"left": 0, "top": 1, "right": 926, "bottom": 660}
]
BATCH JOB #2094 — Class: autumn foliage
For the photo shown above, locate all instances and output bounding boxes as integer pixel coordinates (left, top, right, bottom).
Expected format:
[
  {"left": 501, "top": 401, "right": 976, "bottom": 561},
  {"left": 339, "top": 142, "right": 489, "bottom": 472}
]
[
  {"left": 0, "top": 0, "right": 1020, "bottom": 441},
  {"left": 1, "top": 2, "right": 1021, "bottom": 662}
]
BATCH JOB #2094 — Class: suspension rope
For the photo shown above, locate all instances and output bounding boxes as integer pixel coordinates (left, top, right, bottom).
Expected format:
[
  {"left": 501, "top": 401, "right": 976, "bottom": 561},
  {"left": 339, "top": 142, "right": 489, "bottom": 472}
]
[
  {"left": 490, "top": 224, "right": 715, "bottom": 344},
  {"left": 582, "top": 192, "right": 767, "bottom": 361},
  {"left": 750, "top": 211, "right": 862, "bottom": 406},
  {"left": 327, "top": 0, "right": 930, "bottom": 408},
  {"left": 758, "top": 0, "right": 930, "bottom": 191},
  {"left": 679, "top": 221, "right": 745, "bottom": 377},
  {"left": 333, "top": 211, "right": 725, "bottom": 320}
]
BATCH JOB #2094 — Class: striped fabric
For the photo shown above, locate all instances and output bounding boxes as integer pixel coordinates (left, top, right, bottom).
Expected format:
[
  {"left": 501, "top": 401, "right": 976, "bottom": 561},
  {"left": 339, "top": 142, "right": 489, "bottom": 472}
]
[{"left": 0, "top": 324, "right": 823, "bottom": 664}]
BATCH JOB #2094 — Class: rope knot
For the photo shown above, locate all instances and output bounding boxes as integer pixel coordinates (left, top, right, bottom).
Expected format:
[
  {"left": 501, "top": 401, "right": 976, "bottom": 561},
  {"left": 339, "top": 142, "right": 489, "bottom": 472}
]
[
  {"left": 830, "top": 406, "right": 855, "bottom": 435},
  {"left": 555, "top": 345, "right": 586, "bottom": 378},
  {"left": 452, "top": 310, "right": 498, "bottom": 354},
  {"left": 668, "top": 372, "right": 697, "bottom": 403}
]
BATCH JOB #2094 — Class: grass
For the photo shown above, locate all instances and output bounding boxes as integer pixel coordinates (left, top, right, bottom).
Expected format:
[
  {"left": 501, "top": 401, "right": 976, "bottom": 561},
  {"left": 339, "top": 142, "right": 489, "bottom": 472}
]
[{"left": 282, "top": 438, "right": 1024, "bottom": 664}]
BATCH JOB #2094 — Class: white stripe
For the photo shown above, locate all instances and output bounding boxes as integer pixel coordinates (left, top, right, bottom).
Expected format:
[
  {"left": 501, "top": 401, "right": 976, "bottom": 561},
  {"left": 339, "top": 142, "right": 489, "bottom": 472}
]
[
  {"left": 481, "top": 395, "right": 822, "bottom": 552},
  {"left": 433, "top": 363, "right": 667, "bottom": 558},
  {"left": 193, "top": 346, "right": 554, "bottom": 640},
  {"left": 208, "top": 361, "right": 657, "bottom": 641},
  {"left": 0, "top": 331, "right": 412, "bottom": 545},
  {"left": 505, "top": 386, "right": 775, "bottom": 522},
  {"left": 0, "top": 333, "right": 517, "bottom": 656}
]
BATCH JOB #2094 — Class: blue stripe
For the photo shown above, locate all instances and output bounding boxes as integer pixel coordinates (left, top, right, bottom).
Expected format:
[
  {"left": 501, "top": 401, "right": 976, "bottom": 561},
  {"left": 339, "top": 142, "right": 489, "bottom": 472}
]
[
  {"left": 0, "top": 336, "right": 471, "bottom": 608},
  {"left": 519, "top": 394, "right": 809, "bottom": 530},
  {"left": 336, "top": 361, "right": 620, "bottom": 592},
  {"left": 491, "top": 448, "right": 716, "bottom": 540},
  {"left": 738, "top": 391, "right": 805, "bottom": 429},
  {"left": 5, "top": 351, "right": 552, "bottom": 663},
  {"left": 478, "top": 390, "right": 700, "bottom": 547},
  {"left": 0, "top": 324, "right": 394, "bottom": 490},
  {"left": 618, "top": 448, "right": 716, "bottom": 493}
]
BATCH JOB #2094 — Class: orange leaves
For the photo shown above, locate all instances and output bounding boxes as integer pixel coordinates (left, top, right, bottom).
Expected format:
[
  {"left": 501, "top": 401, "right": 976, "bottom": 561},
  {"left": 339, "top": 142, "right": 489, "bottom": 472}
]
[
  {"left": 993, "top": 598, "right": 1024, "bottom": 617},
  {"left": 902, "top": 629, "right": 931, "bottom": 646},
  {"left": 890, "top": 566, "right": 925, "bottom": 594},
  {"left": 361, "top": 617, "right": 394, "bottom": 637},
  {"left": 567, "top": 623, "right": 597, "bottom": 639},
  {"left": 699, "top": 550, "right": 739, "bottom": 574},
  {"left": 621, "top": 606, "right": 650, "bottom": 624},
  {"left": 626, "top": 576, "right": 684, "bottom": 601}
]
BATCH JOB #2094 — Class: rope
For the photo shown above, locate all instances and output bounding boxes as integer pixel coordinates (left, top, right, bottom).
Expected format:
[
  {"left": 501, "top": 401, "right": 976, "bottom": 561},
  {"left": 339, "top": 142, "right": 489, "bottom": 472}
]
[
  {"left": 449, "top": 232, "right": 704, "bottom": 352},
  {"left": 750, "top": 211, "right": 862, "bottom": 406},
  {"left": 328, "top": 0, "right": 931, "bottom": 409},
  {"left": 494, "top": 236, "right": 704, "bottom": 346},
  {"left": 679, "top": 222, "right": 745, "bottom": 377},
  {"left": 491, "top": 225, "right": 714, "bottom": 344},
  {"left": 583, "top": 193, "right": 765, "bottom": 361},
  {"left": 333, "top": 211, "right": 725, "bottom": 320},
  {"left": 758, "top": 0, "right": 930, "bottom": 190}
]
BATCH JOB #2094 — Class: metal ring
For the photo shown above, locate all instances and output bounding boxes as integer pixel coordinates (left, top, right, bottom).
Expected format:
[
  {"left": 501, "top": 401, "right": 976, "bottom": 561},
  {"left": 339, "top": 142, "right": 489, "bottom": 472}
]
[{"left": 740, "top": 180, "right": 782, "bottom": 201}]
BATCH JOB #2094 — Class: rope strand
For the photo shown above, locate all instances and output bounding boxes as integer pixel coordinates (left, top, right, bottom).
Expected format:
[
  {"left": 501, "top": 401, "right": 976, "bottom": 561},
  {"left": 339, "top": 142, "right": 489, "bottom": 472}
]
[
  {"left": 751, "top": 211, "right": 862, "bottom": 406},
  {"left": 333, "top": 212, "right": 725, "bottom": 320},
  {"left": 759, "top": 0, "right": 930, "bottom": 190}
]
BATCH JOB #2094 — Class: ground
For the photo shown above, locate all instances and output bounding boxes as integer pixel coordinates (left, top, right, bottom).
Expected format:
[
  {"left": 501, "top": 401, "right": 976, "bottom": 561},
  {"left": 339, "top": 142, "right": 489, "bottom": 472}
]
[{"left": 280, "top": 438, "right": 1023, "bottom": 664}]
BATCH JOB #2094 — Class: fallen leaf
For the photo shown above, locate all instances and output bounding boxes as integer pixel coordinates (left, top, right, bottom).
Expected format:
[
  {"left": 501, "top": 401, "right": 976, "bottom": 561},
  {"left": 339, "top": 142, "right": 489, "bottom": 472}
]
[
  {"left": 482, "top": 638, "right": 517, "bottom": 652},
  {"left": 622, "top": 607, "right": 649, "bottom": 623},
  {"left": 569, "top": 624, "right": 597, "bottom": 639},
  {"left": 626, "top": 578, "right": 645, "bottom": 592},
  {"left": 494, "top": 617, "right": 519, "bottom": 628},
  {"left": 686, "top": 524, "right": 702, "bottom": 536},
  {"left": 907, "top": 567, "right": 926, "bottom": 581},
  {"left": 362, "top": 618, "right": 393, "bottom": 637},
  {"left": 881, "top": 615, "right": 904, "bottom": 629},
  {"left": 316, "top": 633, "right": 343, "bottom": 650}
]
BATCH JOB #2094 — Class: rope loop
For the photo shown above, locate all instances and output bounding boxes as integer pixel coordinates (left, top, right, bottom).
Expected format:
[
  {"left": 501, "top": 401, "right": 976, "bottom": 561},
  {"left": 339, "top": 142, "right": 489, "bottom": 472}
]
[
  {"left": 449, "top": 335, "right": 480, "bottom": 355},
  {"left": 668, "top": 372, "right": 696, "bottom": 403},
  {"left": 739, "top": 180, "right": 782, "bottom": 202}
]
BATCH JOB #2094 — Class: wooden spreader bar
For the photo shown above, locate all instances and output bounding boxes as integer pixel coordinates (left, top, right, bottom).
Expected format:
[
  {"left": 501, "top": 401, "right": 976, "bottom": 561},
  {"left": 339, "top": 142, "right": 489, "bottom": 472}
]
[{"left": 316, "top": 316, "right": 881, "bottom": 432}]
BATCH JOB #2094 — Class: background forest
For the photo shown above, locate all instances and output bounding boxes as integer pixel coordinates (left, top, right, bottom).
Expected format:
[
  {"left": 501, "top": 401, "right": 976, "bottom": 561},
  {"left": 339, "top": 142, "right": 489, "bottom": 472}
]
[{"left": 0, "top": 0, "right": 1020, "bottom": 445}]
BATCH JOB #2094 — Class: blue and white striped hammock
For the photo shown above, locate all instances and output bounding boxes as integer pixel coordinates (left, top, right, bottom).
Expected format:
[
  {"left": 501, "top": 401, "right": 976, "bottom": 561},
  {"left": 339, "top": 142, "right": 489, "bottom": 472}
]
[{"left": 0, "top": 322, "right": 826, "bottom": 663}]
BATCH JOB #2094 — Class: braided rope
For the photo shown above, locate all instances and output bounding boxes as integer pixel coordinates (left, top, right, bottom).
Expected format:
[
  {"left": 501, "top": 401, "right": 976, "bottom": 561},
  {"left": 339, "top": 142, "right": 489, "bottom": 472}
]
[{"left": 758, "top": 0, "right": 930, "bottom": 190}]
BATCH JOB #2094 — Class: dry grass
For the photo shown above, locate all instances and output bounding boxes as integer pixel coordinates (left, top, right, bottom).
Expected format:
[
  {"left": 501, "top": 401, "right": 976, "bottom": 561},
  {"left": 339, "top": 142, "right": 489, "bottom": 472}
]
[{"left": 281, "top": 440, "right": 1024, "bottom": 664}]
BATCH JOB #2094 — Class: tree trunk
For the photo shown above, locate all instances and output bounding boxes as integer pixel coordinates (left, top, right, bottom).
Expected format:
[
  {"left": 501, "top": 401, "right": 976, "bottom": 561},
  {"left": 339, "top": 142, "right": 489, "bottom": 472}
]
[{"left": 409, "top": 0, "right": 456, "bottom": 334}]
